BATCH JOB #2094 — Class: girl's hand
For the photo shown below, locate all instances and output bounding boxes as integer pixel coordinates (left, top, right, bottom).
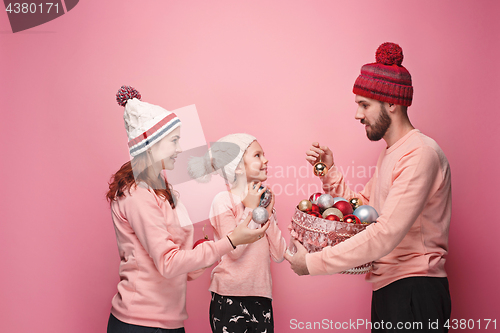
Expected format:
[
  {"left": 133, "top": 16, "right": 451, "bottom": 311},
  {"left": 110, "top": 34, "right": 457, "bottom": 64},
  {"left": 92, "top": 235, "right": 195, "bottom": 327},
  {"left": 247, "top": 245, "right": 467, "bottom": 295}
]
[
  {"left": 228, "top": 214, "right": 270, "bottom": 246},
  {"left": 242, "top": 181, "right": 266, "bottom": 209},
  {"left": 305, "top": 142, "right": 334, "bottom": 169}
]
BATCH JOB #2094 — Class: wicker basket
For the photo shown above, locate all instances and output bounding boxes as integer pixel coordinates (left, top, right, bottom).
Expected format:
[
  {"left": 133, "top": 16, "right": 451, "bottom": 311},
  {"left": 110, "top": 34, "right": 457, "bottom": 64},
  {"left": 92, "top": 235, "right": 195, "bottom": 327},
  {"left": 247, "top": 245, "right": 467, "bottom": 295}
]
[{"left": 289, "top": 207, "right": 372, "bottom": 274}]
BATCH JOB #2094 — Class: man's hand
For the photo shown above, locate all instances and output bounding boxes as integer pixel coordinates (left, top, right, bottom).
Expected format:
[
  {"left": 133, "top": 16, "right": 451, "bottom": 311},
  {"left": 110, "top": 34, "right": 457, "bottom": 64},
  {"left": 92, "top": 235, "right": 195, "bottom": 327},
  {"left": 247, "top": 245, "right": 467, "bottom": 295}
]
[
  {"left": 306, "top": 142, "right": 334, "bottom": 170},
  {"left": 284, "top": 239, "right": 310, "bottom": 276}
]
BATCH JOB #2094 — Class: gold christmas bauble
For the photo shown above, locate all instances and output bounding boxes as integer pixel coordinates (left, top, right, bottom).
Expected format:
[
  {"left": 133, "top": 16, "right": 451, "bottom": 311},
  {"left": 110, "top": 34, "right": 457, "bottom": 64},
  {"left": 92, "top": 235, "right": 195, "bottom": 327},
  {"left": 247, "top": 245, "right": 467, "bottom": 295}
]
[
  {"left": 349, "top": 197, "right": 363, "bottom": 211},
  {"left": 313, "top": 162, "right": 328, "bottom": 177},
  {"left": 298, "top": 200, "right": 313, "bottom": 212}
]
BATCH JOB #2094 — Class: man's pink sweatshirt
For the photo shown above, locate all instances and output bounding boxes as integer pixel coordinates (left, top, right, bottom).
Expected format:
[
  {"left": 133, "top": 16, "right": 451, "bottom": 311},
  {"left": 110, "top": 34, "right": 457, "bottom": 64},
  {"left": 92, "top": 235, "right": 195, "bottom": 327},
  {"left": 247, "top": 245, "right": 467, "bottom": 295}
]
[{"left": 306, "top": 129, "right": 452, "bottom": 290}]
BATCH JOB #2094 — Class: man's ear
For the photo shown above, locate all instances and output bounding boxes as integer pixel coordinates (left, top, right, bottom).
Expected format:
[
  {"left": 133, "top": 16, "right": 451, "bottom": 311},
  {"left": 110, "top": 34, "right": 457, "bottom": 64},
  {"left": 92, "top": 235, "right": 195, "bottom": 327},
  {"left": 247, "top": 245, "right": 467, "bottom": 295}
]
[{"left": 386, "top": 102, "right": 397, "bottom": 114}]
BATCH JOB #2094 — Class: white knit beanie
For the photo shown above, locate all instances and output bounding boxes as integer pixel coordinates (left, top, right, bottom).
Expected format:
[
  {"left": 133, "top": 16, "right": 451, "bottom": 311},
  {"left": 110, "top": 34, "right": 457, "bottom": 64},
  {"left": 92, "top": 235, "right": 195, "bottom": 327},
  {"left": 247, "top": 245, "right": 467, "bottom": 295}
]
[
  {"left": 116, "top": 86, "right": 181, "bottom": 157},
  {"left": 188, "top": 133, "right": 256, "bottom": 184}
]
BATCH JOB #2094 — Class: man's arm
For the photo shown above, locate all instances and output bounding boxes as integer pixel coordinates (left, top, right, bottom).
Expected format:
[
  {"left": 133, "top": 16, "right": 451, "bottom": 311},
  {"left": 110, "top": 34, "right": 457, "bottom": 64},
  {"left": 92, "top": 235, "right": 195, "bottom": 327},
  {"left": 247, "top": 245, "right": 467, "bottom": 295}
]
[{"left": 304, "top": 146, "right": 442, "bottom": 275}]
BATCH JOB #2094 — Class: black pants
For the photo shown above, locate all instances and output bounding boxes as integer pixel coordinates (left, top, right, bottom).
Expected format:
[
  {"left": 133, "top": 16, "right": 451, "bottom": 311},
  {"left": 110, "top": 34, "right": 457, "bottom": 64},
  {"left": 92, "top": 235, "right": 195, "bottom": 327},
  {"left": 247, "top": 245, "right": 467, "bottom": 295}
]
[
  {"left": 107, "top": 313, "right": 185, "bottom": 333},
  {"left": 371, "top": 277, "right": 451, "bottom": 333},
  {"left": 209, "top": 292, "right": 274, "bottom": 333}
]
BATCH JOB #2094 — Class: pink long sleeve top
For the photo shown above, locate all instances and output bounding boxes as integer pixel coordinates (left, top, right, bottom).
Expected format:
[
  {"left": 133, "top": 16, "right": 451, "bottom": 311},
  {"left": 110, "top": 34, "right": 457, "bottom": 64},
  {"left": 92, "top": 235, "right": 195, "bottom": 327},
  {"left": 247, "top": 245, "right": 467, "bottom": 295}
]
[
  {"left": 110, "top": 183, "right": 234, "bottom": 329},
  {"left": 209, "top": 191, "right": 287, "bottom": 299},
  {"left": 306, "top": 129, "right": 452, "bottom": 291}
]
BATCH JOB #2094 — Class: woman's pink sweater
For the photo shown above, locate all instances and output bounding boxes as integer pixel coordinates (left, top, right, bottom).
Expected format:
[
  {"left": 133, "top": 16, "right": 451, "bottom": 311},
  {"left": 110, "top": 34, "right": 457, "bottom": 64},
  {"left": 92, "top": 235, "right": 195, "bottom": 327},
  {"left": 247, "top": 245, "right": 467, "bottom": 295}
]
[
  {"left": 110, "top": 184, "right": 233, "bottom": 329},
  {"left": 306, "top": 129, "right": 452, "bottom": 291},
  {"left": 209, "top": 191, "right": 286, "bottom": 299}
]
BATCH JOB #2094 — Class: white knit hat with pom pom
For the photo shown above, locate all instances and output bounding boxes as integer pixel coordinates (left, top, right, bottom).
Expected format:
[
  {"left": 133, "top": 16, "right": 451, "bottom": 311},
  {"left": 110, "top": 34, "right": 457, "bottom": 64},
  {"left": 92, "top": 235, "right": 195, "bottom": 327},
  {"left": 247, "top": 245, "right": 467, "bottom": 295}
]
[
  {"left": 188, "top": 133, "right": 256, "bottom": 184},
  {"left": 116, "top": 85, "right": 181, "bottom": 157}
]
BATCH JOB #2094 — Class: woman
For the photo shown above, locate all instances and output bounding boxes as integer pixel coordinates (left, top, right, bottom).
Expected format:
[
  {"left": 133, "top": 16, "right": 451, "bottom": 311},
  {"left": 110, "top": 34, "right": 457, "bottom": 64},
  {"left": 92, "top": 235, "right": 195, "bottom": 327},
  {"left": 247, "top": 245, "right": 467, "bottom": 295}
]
[{"left": 106, "top": 86, "right": 269, "bottom": 333}]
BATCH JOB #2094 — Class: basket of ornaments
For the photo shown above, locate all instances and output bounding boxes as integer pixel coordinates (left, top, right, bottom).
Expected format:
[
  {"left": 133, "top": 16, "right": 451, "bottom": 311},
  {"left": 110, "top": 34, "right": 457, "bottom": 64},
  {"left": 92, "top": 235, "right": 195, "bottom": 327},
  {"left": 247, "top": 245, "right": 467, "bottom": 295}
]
[{"left": 289, "top": 193, "right": 379, "bottom": 274}]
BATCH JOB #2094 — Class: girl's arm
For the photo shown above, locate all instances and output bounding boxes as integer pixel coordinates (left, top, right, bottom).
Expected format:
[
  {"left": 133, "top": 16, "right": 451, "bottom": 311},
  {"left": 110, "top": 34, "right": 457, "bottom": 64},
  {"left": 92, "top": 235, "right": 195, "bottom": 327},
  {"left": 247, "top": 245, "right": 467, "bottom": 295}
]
[
  {"left": 266, "top": 210, "right": 286, "bottom": 263},
  {"left": 211, "top": 201, "right": 254, "bottom": 260}
]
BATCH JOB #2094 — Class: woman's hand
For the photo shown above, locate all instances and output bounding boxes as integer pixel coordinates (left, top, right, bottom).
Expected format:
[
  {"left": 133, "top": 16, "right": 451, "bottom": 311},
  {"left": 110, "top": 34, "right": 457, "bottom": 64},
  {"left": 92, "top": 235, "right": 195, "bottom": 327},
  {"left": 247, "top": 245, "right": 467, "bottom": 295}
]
[
  {"left": 228, "top": 213, "right": 270, "bottom": 246},
  {"left": 242, "top": 181, "right": 266, "bottom": 209},
  {"left": 305, "top": 142, "right": 334, "bottom": 169}
]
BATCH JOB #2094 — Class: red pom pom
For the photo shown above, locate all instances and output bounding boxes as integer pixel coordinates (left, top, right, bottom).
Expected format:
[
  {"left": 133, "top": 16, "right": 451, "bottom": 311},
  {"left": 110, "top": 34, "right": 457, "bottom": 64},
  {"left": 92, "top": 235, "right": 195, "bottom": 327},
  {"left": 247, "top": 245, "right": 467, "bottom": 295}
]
[
  {"left": 116, "top": 85, "right": 141, "bottom": 107},
  {"left": 375, "top": 42, "right": 403, "bottom": 66}
]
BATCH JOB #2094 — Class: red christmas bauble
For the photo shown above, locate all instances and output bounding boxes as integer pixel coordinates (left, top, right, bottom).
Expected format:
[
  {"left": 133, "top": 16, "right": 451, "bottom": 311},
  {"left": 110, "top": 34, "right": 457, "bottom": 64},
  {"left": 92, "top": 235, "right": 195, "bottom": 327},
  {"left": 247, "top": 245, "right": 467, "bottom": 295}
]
[
  {"left": 311, "top": 204, "right": 320, "bottom": 213},
  {"left": 308, "top": 211, "right": 322, "bottom": 218},
  {"left": 193, "top": 238, "right": 209, "bottom": 248},
  {"left": 325, "top": 214, "right": 340, "bottom": 221},
  {"left": 343, "top": 214, "right": 360, "bottom": 224},
  {"left": 309, "top": 193, "right": 322, "bottom": 204},
  {"left": 333, "top": 200, "right": 353, "bottom": 216}
]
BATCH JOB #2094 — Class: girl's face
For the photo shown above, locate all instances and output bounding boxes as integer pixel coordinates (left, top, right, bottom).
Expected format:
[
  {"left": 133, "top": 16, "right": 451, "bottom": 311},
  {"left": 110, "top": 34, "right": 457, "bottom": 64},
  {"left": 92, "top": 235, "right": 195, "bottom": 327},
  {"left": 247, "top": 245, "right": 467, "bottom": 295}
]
[
  {"left": 149, "top": 126, "right": 182, "bottom": 170},
  {"left": 242, "top": 140, "right": 268, "bottom": 182}
]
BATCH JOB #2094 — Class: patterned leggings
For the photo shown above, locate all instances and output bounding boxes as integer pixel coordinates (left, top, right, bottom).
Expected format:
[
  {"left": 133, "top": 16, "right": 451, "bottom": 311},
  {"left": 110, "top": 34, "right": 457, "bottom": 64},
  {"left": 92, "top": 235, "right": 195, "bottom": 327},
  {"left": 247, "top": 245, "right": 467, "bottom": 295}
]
[{"left": 209, "top": 292, "right": 274, "bottom": 333}]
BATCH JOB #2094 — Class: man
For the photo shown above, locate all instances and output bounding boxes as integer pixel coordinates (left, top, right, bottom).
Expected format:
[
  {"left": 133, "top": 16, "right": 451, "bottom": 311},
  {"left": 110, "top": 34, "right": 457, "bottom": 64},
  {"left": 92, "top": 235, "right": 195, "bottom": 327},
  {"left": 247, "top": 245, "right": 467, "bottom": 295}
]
[{"left": 285, "top": 42, "right": 452, "bottom": 332}]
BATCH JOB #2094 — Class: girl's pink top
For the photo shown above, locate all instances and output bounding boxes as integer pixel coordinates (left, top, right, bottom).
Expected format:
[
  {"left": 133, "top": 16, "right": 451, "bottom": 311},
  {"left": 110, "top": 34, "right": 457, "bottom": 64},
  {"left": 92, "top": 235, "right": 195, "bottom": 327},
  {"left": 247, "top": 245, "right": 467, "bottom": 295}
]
[
  {"left": 110, "top": 184, "right": 233, "bottom": 329},
  {"left": 306, "top": 129, "right": 452, "bottom": 291},
  {"left": 209, "top": 191, "right": 286, "bottom": 299}
]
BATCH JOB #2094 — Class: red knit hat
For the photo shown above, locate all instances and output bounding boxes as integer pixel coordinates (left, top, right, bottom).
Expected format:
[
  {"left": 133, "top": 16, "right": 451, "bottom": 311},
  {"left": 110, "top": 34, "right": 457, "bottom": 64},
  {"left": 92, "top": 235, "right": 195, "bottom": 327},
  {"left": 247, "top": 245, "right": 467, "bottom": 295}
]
[{"left": 353, "top": 42, "right": 413, "bottom": 106}]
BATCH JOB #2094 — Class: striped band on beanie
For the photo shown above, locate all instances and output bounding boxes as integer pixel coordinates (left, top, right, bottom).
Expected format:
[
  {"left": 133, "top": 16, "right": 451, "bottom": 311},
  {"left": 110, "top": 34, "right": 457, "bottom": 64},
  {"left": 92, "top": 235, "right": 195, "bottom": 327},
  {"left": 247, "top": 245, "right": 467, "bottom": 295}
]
[
  {"left": 353, "top": 42, "right": 413, "bottom": 106},
  {"left": 116, "top": 86, "right": 181, "bottom": 157}
]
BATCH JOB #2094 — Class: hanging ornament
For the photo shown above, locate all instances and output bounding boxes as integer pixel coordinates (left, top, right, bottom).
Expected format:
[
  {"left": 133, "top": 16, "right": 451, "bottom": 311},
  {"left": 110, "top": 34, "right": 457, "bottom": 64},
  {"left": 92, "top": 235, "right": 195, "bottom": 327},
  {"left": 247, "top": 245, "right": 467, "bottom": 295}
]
[{"left": 313, "top": 156, "right": 328, "bottom": 177}]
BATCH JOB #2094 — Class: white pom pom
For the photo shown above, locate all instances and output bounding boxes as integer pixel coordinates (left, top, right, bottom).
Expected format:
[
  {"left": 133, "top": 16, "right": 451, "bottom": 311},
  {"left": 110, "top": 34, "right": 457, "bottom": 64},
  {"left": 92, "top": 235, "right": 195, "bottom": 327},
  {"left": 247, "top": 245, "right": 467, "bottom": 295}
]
[{"left": 187, "top": 155, "right": 213, "bottom": 183}]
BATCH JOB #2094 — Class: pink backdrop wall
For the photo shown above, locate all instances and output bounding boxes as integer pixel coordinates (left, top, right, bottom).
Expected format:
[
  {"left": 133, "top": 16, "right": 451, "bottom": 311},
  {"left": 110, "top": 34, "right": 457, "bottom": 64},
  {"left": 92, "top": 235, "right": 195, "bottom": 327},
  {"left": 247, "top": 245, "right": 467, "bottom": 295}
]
[{"left": 1, "top": 0, "right": 499, "bottom": 331}]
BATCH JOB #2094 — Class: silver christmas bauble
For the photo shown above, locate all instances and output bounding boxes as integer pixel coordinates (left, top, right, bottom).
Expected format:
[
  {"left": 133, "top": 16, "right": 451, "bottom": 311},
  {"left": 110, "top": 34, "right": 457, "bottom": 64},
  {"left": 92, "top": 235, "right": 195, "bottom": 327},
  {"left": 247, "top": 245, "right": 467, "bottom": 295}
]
[
  {"left": 252, "top": 207, "right": 269, "bottom": 224},
  {"left": 317, "top": 194, "right": 334, "bottom": 211},
  {"left": 353, "top": 205, "right": 379, "bottom": 223},
  {"left": 333, "top": 197, "right": 348, "bottom": 204}
]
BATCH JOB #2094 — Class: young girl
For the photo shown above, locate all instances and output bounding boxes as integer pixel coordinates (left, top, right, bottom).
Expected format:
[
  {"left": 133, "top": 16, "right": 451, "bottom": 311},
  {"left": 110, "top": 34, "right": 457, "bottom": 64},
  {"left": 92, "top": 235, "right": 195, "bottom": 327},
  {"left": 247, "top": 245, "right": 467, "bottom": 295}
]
[
  {"left": 188, "top": 133, "right": 286, "bottom": 333},
  {"left": 106, "top": 88, "right": 269, "bottom": 333}
]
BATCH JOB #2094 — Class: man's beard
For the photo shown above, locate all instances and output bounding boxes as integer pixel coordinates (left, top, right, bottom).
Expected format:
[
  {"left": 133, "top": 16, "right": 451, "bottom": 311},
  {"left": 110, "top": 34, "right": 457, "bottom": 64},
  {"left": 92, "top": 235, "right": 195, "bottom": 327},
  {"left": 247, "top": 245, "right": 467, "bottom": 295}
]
[{"left": 364, "top": 103, "right": 391, "bottom": 141}]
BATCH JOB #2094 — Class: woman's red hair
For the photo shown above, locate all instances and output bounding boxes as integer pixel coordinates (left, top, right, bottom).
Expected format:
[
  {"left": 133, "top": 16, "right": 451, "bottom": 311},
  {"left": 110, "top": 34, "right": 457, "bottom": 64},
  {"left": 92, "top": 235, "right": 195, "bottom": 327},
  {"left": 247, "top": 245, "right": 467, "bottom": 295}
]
[{"left": 106, "top": 159, "right": 176, "bottom": 209}]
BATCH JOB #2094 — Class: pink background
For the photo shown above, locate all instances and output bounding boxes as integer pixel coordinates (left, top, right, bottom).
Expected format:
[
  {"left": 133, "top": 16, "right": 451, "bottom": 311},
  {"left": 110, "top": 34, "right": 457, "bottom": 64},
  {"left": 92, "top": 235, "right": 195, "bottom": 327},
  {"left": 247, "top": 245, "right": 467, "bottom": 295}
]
[{"left": 1, "top": 0, "right": 499, "bottom": 331}]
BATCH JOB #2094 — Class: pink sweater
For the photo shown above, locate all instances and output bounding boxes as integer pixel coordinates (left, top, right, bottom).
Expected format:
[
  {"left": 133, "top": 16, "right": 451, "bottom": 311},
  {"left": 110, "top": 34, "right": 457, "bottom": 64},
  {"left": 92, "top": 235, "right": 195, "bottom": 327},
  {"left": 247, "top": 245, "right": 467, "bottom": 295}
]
[
  {"left": 209, "top": 191, "right": 286, "bottom": 299},
  {"left": 110, "top": 184, "right": 233, "bottom": 329},
  {"left": 306, "top": 129, "right": 452, "bottom": 291}
]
